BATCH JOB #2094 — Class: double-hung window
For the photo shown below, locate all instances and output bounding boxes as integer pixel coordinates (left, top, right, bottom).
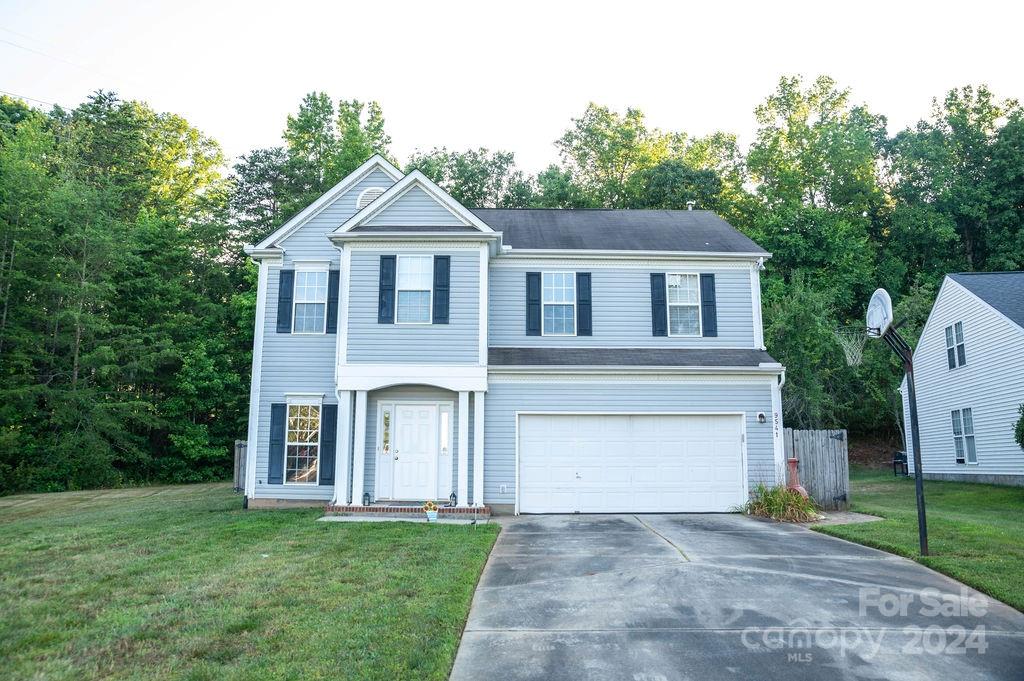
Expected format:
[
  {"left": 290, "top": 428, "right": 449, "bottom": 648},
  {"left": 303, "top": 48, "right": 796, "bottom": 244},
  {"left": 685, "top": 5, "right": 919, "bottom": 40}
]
[
  {"left": 667, "top": 273, "right": 701, "bottom": 336},
  {"left": 285, "top": 402, "right": 321, "bottom": 483},
  {"left": 396, "top": 255, "right": 432, "bottom": 324},
  {"left": 542, "top": 272, "right": 576, "bottom": 335},
  {"left": 951, "top": 407, "right": 977, "bottom": 464},
  {"left": 944, "top": 322, "right": 966, "bottom": 369},
  {"left": 293, "top": 269, "right": 328, "bottom": 333}
]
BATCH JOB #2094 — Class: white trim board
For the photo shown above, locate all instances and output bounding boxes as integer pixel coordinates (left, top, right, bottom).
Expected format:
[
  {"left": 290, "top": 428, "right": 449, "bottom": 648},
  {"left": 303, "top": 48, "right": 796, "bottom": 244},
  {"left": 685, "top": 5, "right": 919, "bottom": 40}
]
[
  {"left": 253, "top": 154, "right": 403, "bottom": 250},
  {"left": 244, "top": 260, "right": 270, "bottom": 497},
  {"left": 336, "top": 363, "right": 488, "bottom": 392}
]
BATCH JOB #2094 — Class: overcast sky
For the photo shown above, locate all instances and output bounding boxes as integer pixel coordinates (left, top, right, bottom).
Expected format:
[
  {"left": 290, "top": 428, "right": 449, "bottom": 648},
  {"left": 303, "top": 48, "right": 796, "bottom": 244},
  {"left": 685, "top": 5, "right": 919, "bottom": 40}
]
[{"left": 2, "top": 0, "right": 1021, "bottom": 173}]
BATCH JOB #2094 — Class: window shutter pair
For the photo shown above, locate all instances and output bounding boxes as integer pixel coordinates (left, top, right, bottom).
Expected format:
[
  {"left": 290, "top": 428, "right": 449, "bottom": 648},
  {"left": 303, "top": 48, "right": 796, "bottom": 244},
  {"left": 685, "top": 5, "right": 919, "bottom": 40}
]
[
  {"left": 525, "top": 272, "right": 592, "bottom": 336},
  {"left": 275, "top": 269, "right": 340, "bottom": 333},
  {"left": 649, "top": 272, "right": 718, "bottom": 337},
  {"left": 267, "top": 403, "right": 337, "bottom": 487},
  {"left": 377, "top": 255, "right": 450, "bottom": 324}
]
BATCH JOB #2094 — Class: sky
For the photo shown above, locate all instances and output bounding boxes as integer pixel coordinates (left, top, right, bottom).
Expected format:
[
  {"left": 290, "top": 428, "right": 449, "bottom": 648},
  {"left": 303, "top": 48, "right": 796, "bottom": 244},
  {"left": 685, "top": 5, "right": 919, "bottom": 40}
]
[{"left": 1, "top": 0, "right": 1022, "bottom": 173}]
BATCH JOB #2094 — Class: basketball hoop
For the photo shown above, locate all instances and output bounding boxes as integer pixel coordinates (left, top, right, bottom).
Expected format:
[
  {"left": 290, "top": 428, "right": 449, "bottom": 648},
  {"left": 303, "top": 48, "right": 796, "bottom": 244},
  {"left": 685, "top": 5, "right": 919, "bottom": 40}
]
[
  {"left": 835, "top": 326, "right": 867, "bottom": 366},
  {"left": 866, "top": 289, "right": 893, "bottom": 338}
]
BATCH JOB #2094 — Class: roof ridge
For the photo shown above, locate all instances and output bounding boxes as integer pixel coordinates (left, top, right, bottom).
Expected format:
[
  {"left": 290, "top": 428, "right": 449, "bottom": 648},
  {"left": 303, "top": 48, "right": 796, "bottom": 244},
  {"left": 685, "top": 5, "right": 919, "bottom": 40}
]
[{"left": 950, "top": 270, "right": 1024, "bottom": 276}]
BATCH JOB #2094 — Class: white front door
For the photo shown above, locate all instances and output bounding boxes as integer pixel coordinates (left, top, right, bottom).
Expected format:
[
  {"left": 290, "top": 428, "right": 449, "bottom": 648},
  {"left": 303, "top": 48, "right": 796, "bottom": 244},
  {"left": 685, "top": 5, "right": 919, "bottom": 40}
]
[
  {"left": 392, "top": 403, "right": 438, "bottom": 499},
  {"left": 518, "top": 414, "right": 746, "bottom": 513}
]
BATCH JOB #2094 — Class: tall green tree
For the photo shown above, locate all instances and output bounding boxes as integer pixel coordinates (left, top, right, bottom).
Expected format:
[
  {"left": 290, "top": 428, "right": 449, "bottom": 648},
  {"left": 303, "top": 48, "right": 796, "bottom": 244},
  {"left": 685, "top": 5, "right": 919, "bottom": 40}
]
[{"left": 406, "top": 147, "right": 534, "bottom": 207}]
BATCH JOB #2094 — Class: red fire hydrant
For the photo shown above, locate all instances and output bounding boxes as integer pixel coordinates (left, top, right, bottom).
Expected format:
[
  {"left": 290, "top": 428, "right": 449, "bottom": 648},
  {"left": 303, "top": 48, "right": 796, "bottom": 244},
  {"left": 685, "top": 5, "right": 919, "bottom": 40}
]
[{"left": 787, "top": 458, "right": 809, "bottom": 499}]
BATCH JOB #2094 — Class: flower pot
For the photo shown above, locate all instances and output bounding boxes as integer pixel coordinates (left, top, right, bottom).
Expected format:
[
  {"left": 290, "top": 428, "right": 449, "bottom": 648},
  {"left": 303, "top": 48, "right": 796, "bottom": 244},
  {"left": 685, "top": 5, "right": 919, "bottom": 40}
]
[{"left": 425, "top": 510, "right": 438, "bottom": 522}]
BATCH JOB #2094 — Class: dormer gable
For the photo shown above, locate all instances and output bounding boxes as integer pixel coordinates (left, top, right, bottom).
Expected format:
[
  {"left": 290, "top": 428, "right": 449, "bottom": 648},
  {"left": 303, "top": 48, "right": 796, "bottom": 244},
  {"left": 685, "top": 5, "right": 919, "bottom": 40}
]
[
  {"left": 333, "top": 170, "right": 494, "bottom": 234},
  {"left": 252, "top": 154, "right": 403, "bottom": 251}
]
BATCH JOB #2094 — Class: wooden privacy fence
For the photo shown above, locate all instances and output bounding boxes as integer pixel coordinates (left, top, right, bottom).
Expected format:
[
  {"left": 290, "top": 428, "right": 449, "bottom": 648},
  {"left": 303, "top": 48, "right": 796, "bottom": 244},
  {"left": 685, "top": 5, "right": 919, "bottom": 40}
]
[
  {"left": 784, "top": 428, "right": 849, "bottom": 510},
  {"left": 233, "top": 440, "right": 247, "bottom": 492}
]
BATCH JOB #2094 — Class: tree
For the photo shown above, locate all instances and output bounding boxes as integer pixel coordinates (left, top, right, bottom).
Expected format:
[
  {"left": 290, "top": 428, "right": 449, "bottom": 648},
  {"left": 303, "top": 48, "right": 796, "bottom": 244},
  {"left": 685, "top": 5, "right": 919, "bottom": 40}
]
[
  {"left": 230, "top": 147, "right": 291, "bottom": 243},
  {"left": 336, "top": 99, "right": 392, "bottom": 177},
  {"left": 406, "top": 147, "right": 534, "bottom": 207},
  {"left": 1015, "top": 405, "right": 1024, "bottom": 451},
  {"left": 628, "top": 159, "right": 723, "bottom": 210}
]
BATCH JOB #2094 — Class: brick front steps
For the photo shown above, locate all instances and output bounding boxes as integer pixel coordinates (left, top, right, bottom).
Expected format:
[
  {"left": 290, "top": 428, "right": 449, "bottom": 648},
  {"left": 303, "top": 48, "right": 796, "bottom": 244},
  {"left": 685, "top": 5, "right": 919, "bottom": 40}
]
[{"left": 324, "top": 504, "right": 491, "bottom": 519}]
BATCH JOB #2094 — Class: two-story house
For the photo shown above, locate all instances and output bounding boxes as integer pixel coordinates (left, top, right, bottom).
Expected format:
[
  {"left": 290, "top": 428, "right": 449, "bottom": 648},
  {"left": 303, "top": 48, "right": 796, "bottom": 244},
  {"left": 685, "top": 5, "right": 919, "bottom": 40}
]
[
  {"left": 242, "top": 155, "right": 786, "bottom": 514},
  {"left": 899, "top": 272, "right": 1024, "bottom": 486}
]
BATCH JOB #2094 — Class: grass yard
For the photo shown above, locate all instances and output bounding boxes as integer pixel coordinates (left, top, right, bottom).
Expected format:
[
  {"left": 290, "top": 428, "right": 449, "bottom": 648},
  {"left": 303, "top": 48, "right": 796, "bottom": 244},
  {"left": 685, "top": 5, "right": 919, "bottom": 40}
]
[
  {"left": 0, "top": 484, "right": 498, "bottom": 680},
  {"left": 815, "top": 467, "right": 1024, "bottom": 612}
]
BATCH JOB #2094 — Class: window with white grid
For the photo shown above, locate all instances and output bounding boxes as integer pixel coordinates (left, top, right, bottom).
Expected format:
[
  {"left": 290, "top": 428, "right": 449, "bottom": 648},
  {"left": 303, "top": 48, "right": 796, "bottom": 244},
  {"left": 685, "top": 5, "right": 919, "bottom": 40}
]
[
  {"left": 396, "top": 255, "right": 432, "bottom": 324},
  {"left": 285, "top": 403, "right": 321, "bottom": 484},
  {"left": 667, "top": 273, "right": 701, "bottom": 336},
  {"left": 542, "top": 272, "right": 576, "bottom": 335},
  {"left": 293, "top": 270, "right": 328, "bottom": 333}
]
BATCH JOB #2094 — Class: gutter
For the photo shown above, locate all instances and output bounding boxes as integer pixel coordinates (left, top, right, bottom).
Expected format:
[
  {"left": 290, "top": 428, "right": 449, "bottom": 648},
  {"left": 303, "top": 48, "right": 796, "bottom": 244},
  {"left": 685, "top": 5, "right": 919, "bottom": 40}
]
[{"left": 487, "top": 363, "right": 785, "bottom": 375}]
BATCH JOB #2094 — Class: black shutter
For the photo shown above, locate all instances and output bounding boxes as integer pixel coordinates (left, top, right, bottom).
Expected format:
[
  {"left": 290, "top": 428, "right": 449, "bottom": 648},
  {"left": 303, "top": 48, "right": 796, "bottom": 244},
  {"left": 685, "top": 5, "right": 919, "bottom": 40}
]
[
  {"left": 576, "top": 272, "right": 592, "bottom": 336},
  {"left": 526, "top": 272, "right": 541, "bottom": 336},
  {"left": 650, "top": 273, "right": 667, "bottom": 336},
  {"left": 325, "top": 270, "right": 340, "bottom": 333},
  {"left": 700, "top": 273, "right": 718, "bottom": 337},
  {"left": 378, "top": 255, "right": 395, "bottom": 324},
  {"left": 432, "top": 255, "right": 450, "bottom": 324},
  {"left": 319, "top": 404, "right": 337, "bottom": 486},
  {"left": 276, "top": 270, "right": 294, "bottom": 333},
  {"left": 267, "top": 403, "right": 286, "bottom": 484}
]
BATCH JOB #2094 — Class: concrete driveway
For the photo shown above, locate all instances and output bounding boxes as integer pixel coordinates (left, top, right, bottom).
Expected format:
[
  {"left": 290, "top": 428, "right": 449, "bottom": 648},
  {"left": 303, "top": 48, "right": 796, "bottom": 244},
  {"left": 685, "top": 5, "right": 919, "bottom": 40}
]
[{"left": 451, "top": 514, "right": 1024, "bottom": 681}]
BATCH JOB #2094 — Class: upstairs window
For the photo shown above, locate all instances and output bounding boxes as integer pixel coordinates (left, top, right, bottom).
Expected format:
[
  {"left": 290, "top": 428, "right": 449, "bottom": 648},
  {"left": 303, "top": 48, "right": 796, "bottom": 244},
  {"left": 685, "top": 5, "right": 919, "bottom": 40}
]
[
  {"left": 667, "top": 273, "right": 701, "bottom": 336},
  {"left": 950, "top": 407, "right": 977, "bottom": 464},
  {"left": 286, "top": 403, "right": 321, "bottom": 483},
  {"left": 396, "top": 255, "right": 432, "bottom": 324},
  {"left": 542, "top": 272, "right": 576, "bottom": 335},
  {"left": 944, "top": 322, "right": 966, "bottom": 369},
  {"left": 293, "top": 270, "right": 328, "bottom": 333}
]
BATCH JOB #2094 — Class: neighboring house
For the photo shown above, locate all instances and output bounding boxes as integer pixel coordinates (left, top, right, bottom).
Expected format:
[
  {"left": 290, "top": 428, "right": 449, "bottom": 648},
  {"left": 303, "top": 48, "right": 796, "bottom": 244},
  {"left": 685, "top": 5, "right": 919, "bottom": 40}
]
[
  {"left": 899, "top": 272, "right": 1024, "bottom": 486},
  {"left": 242, "top": 155, "right": 786, "bottom": 514}
]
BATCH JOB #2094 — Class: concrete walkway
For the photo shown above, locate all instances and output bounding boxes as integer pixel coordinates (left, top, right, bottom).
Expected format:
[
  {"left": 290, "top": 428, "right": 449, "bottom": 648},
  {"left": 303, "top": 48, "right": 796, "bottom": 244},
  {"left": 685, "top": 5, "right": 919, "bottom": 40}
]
[{"left": 451, "top": 514, "right": 1024, "bottom": 681}]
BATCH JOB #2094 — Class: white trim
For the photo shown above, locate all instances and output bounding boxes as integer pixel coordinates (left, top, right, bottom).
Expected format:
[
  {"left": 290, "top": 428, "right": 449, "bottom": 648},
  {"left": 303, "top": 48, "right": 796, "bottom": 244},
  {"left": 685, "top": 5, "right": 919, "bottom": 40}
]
[
  {"left": 336, "top": 363, "right": 488, "bottom": 392},
  {"left": 513, "top": 411, "right": 749, "bottom": 516},
  {"left": 340, "top": 240, "right": 488, "bottom": 251},
  {"left": 488, "top": 365, "right": 784, "bottom": 376},
  {"left": 244, "top": 260, "right": 270, "bottom": 497},
  {"left": 479, "top": 245, "right": 488, "bottom": 365},
  {"left": 394, "top": 254, "right": 434, "bottom": 325},
  {"left": 336, "top": 246, "right": 352, "bottom": 379},
  {"left": 771, "top": 375, "right": 785, "bottom": 484},
  {"left": 666, "top": 272, "right": 702, "bottom": 337},
  {"left": 498, "top": 249, "right": 770, "bottom": 261},
  {"left": 282, "top": 401, "right": 324, "bottom": 486},
  {"left": 473, "top": 391, "right": 485, "bottom": 506},
  {"left": 491, "top": 257, "right": 753, "bottom": 270},
  {"left": 332, "top": 391, "right": 353, "bottom": 504},
  {"left": 334, "top": 171, "right": 495, "bottom": 234},
  {"left": 352, "top": 391, "right": 368, "bottom": 501},
  {"left": 457, "top": 391, "right": 470, "bottom": 507},
  {"left": 751, "top": 262, "right": 765, "bottom": 349},
  {"left": 291, "top": 265, "right": 330, "bottom": 335},
  {"left": 254, "top": 154, "right": 402, "bottom": 249},
  {"left": 540, "top": 271, "right": 577, "bottom": 336},
  {"left": 489, "top": 372, "right": 778, "bottom": 384}
]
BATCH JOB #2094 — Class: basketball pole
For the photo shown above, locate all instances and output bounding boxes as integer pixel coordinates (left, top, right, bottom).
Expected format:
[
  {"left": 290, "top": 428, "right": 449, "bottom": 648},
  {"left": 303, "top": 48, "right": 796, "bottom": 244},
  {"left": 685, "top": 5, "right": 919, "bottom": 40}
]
[{"left": 881, "top": 325, "right": 929, "bottom": 556}]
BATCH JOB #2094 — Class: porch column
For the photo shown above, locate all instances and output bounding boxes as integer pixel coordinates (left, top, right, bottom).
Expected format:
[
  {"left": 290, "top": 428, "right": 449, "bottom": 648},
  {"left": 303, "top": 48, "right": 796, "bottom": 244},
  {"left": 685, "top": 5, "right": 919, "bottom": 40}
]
[
  {"left": 473, "top": 391, "right": 485, "bottom": 506},
  {"left": 458, "top": 391, "right": 469, "bottom": 507},
  {"left": 332, "top": 391, "right": 353, "bottom": 506},
  {"left": 352, "top": 390, "right": 368, "bottom": 505}
]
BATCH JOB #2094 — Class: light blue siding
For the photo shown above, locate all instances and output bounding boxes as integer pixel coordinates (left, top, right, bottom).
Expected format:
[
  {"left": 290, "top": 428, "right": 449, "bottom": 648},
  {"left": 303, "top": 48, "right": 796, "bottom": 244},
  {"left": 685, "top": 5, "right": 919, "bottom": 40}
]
[
  {"left": 365, "top": 185, "right": 466, "bottom": 226},
  {"left": 346, "top": 250, "right": 480, "bottom": 363},
  {"left": 488, "top": 266, "right": 756, "bottom": 348},
  {"left": 482, "top": 380, "right": 776, "bottom": 506},
  {"left": 902, "top": 278, "right": 1024, "bottom": 478},
  {"left": 276, "top": 169, "right": 396, "bottom": 265},
  {"left": 359, "top": 385, "right": 478, "bottom": 504}
]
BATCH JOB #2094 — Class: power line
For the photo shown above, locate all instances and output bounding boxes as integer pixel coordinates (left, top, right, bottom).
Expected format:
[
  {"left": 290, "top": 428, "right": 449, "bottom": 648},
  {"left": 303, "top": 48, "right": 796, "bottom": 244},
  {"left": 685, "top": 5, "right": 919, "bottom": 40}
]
[
  {"left": 0, "top": 88, "right": 62, "bottom": 108},
  {"left": 0, "top": 28, "right": 143, "bottom": 88}
]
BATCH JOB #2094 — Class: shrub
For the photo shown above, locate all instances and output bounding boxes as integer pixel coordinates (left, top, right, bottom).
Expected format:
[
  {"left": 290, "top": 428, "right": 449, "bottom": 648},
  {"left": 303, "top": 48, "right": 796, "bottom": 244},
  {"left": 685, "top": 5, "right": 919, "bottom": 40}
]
[
  {"left": 739, "top": 483, "right": 820, "bottom": 522},
  {"left": 1015, "top": 404, "right": 1024, "bottom": 451}
]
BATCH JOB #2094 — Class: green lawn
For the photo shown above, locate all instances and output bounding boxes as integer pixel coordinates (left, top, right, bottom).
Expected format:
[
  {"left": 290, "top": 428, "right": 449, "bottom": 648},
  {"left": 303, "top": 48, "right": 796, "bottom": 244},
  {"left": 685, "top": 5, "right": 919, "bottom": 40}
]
[
  {"left": 0, "top": 484, "right": 498, "bottom": 680},
  {"left": 814, "top": 467, "right": 1024, "bottom": 611}
]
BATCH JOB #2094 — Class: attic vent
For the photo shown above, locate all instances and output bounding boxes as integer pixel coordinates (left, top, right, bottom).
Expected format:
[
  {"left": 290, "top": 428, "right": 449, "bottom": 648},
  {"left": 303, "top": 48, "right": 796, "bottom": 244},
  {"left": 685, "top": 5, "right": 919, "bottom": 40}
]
[{"left": 357, "top": 187, "right": 386, "bottom": 209}]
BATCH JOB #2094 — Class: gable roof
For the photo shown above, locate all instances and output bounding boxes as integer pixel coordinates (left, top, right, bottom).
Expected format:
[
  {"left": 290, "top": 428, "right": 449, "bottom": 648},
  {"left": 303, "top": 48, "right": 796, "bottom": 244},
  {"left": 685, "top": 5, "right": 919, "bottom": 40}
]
[
  {"left": 948, "top": 272, "right": 1024, "bottom": 329},
  {"left": 334, "top": 170, "right": 494, "bottom": 233},
  {"left": 253, "top": 154, "right": 403, "bottom": 250},
  {"left": 470, "top": 209, "right": 768, "bottom": 255}
]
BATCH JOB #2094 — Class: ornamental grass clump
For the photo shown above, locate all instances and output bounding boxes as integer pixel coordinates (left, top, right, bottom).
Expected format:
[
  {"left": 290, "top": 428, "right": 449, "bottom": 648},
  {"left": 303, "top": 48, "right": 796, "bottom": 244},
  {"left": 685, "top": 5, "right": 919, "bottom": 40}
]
[{"left": 739, "top": 483, "right": 820, "bottom": 522}]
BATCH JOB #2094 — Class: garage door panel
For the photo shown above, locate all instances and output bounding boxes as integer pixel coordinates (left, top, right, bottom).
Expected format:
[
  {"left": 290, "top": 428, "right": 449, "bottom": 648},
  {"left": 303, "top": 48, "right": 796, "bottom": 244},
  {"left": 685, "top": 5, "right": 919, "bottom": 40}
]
[{"left": 519, "top": 414, "right": 745, "bottom": 513}]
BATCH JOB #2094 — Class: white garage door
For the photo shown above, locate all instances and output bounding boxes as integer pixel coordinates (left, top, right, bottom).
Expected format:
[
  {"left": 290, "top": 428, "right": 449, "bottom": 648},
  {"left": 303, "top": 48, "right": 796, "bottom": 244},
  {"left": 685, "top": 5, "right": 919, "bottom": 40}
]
[{"left": 518, "top": 413, "right": 746, "bottom": 513}]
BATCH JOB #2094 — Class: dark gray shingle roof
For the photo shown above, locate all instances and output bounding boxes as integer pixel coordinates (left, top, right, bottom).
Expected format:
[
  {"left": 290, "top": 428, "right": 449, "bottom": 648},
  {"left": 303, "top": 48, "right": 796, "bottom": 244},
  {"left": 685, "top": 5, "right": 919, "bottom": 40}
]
[
  {"left": 488, "top": 347, "right": 779, "bottom": 367},
  {"left": 470, "top": 209, "right": 768, "bottom": 254},
  {"left": 948, "top": 272, "right": 1024, "bottom": 329}
]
